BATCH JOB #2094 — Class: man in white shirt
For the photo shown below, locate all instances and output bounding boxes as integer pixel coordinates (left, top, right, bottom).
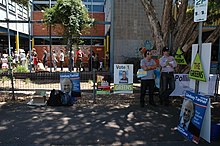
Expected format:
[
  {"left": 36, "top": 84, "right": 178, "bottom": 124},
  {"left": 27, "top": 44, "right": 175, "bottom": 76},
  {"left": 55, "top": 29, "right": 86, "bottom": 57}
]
[{"left": 159, "top": 47, "right": 177, "bottom": 106}]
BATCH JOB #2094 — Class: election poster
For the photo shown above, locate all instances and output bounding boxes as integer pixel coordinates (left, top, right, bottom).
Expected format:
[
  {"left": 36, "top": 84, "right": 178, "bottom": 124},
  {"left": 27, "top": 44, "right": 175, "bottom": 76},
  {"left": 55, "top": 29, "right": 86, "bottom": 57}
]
[
  {"left": 60, "top": 72, "right": 81, "bottom": 103},
  {"left": 190, "top": 43, "right": 212, "bottom": 95},
  {"left": 170, "top": 74, "right": 217, "bottom": 96},
  {"left": 177, "top": 91, "right": 209, "bottom": 144},
  {"left": 96, "top": 74, "right": 110, "bottom": 94},
  {"left": 175, "top": 47, "right": 187, "bottom": 65},
  {"left": 114, "top": 64, "right": 133, "bottom": 93}
]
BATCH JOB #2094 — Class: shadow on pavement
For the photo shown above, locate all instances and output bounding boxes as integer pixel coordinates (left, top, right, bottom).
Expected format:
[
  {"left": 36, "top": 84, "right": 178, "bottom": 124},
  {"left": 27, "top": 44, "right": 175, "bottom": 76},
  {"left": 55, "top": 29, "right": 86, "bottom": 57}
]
[{"left": 0, "top": 93, "right": 219, "bottom": 146}]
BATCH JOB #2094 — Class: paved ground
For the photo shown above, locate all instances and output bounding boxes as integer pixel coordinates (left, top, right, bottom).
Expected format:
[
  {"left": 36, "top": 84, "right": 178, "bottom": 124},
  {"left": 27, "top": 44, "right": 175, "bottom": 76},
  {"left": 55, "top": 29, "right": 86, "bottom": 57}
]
[{"left": 0, "top": 93, "right": 219, "bottom": 146}]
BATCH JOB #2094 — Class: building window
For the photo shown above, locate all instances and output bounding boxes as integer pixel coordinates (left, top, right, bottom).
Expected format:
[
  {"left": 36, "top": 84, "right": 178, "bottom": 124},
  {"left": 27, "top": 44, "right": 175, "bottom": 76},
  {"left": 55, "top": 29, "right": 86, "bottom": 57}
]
[{"left": 86, "top": 5, "right": 104, "bottom": 12}]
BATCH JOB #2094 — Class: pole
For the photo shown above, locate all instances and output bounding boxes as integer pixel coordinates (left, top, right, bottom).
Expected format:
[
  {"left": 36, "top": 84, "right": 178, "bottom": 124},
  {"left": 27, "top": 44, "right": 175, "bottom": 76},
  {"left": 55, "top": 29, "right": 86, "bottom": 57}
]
[
  {"left": 91, "top": 0, "right": 96, "bottom": 101},
  {"left": 195, "top": 22, "right": 203, "bottom": 93},
  {"left": 49, "top": 0, "right": 52, "bottom": 72},
  {"left": 5, "top": 0, "right": 15, "bottom": 100},
  {"left": 28, "top": 2, "right": 32, "bottom": 72},
  {"left": 110, "top": 0, "right": 114, "bottom": 75}
]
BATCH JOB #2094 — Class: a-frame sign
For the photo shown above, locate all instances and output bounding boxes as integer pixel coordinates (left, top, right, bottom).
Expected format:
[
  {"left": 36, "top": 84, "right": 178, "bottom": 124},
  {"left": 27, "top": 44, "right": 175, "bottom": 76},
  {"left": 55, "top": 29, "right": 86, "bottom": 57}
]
[
  {"left": 174, "top": 48, "right": 187, "bottom": 65},
  {"left": 189, "top": 53, "right": 206, "bottom": 82}
]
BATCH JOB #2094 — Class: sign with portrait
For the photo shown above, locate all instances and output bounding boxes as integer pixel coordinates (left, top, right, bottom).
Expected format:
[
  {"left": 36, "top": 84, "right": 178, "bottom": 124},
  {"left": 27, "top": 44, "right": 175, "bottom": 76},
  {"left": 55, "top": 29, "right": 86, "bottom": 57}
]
[
  {"left": 177, "top": 91, "right": 209, "bottom": 144},
  {"left": 114, "top": 64, "right": 133, "bottom": 93},
  {"left": 60, "top": 72, "right": 81, "bottom": 104}
]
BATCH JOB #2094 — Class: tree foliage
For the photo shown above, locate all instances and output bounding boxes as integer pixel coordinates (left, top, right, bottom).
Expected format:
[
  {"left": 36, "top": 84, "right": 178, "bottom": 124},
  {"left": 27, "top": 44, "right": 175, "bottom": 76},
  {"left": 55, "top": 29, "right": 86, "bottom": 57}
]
[
  {"left": 44, "top": 0, "right": 92, "bottom": 38},
  {"left": 43, "top": 0, "right": 92, "bottom": 71}
]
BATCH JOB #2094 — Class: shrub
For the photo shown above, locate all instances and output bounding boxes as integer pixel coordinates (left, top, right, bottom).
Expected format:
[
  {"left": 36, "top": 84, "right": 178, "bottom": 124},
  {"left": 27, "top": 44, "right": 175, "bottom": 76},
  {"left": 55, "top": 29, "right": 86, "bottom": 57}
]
[
  {"left": 1, "top": 76, "right": 10, "bottom": 84},
  {"left": 24, "top": 78, "right": 31, "bottom": 84},
  {"left": 13, "top": 65, "right": 29, "bottom": 73}
]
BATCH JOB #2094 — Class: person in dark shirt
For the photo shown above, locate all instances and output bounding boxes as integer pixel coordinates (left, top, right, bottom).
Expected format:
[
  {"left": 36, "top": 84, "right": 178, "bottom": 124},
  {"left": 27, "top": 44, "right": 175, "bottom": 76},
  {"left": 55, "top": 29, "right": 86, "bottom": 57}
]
[
  {"left": 61, "top": 78, "right": 78, "bottom": 105},
  {"left": 119, "top": 71, "right": 128, "bottom": 83}
]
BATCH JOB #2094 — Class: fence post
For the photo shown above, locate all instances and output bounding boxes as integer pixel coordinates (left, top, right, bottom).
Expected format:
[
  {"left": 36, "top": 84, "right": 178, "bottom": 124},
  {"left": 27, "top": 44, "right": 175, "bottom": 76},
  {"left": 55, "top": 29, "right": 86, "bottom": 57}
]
[{"left": 93, "top": 70, "right": 96, "bottom": 103}]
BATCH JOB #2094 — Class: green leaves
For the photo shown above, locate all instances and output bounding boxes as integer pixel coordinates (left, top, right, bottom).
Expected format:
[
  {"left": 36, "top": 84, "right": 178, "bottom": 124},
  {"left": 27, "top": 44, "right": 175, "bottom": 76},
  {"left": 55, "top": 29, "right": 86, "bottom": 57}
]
[{"left": 44, "top": 0, "right": 92, "bottom": 36}]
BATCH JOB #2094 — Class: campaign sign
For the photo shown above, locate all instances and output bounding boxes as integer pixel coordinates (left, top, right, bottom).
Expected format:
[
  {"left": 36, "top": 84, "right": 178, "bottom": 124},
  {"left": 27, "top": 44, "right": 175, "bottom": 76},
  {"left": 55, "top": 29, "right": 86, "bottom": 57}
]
[
  {"left": 171, "top": 74, "right": 217, "bottom": 96},
  {"left": 60, "top": 72, "right": 81, "bottom": 101},
  {"left": 96, "top": 75, "right": 110, "bottom": 94},
  {"left": 177, "top": 91, "right": 209, "bottom": 144},
  {"left": 114, "top": 64, "right": 133, "bottom": 93}
]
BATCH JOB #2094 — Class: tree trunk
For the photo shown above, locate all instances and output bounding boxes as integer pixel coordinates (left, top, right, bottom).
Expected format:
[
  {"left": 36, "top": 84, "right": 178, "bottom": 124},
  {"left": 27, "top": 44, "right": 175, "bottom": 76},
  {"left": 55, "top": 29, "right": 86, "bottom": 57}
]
[
  {"left": 173, "top": 0, "right": 188, "bottom": 36},
  {"left": 140, "top": 0, "right": 165, "bottom": 55},
  {"left": 161, "top": 0, "right": 172, "bottom": 45},
  {"left": 182, "top": 29, "right": 198, "bottom": 52}
]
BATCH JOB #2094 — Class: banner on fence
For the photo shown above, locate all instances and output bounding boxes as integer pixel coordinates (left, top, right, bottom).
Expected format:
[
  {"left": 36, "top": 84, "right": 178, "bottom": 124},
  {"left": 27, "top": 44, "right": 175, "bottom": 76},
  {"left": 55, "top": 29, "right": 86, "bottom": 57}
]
[
  {"left": 170, "top": 74, "right": 217, "bottom": 96},
  {"left": 177, "top": 91, "right": 209, "bottom": 144},
  {"left": 114, "top": 64, "right": 133, "bottom": 93},
  {"left": 96, "top": 74, "right": 110, "bottom": 94},
  {"left": 60, "top": 72, "right": 81, "bottom": 101}
]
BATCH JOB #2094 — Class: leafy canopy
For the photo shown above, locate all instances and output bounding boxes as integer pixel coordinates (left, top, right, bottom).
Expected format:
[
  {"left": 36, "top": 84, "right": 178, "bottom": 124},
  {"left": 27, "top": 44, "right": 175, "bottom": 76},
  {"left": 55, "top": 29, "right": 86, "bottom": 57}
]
[{"left": 44, "top": 0, "right": 92, "bottom": 36}]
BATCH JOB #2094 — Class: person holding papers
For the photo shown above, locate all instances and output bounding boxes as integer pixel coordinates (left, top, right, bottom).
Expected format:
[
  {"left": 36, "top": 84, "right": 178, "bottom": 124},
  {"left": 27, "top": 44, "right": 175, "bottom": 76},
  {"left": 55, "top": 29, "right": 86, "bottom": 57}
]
[
  {"left": 140, "top": 51, "right": 157, "bottom": 107},
  {"left": 159, "top": 47, "right": 177, "bottom": 106}
]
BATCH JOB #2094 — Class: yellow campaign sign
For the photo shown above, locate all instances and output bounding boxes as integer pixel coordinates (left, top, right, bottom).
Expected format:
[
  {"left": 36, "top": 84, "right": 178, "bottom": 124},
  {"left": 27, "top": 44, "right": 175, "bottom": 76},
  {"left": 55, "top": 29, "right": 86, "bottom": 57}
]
[
  {"left": 189, "top": 53, "right": 206, "bottom": 82},
  {"left": 174, "top": 48, "right": 187, "bottom": 65}
]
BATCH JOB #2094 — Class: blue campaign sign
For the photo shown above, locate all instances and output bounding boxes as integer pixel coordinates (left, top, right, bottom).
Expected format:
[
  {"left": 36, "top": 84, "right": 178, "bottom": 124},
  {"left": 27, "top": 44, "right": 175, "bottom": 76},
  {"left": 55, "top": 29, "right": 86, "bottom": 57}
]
[
  {"left": 60, "top": 72, "right": 81, "bottom": 101},
  {"left": 177, "top": 91, "right": 209, "bottom": 144}
]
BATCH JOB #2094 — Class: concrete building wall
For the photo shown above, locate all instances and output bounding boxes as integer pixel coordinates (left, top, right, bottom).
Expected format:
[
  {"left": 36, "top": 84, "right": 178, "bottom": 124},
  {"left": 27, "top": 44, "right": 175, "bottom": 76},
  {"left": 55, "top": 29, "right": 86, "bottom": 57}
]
[
  {"left": 111, "top": 0, "right": 164, "bottom": 64},
  {"left": 0, "top": 4, "right": 29, "bottom": 34}
]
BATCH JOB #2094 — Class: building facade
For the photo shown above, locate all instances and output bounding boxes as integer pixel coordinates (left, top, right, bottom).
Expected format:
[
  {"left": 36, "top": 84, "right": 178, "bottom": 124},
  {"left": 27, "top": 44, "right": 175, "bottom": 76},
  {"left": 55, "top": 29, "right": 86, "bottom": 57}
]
[
  {"left": 105, "top": 0, "right": 164, "bottom": 72},
  {"left": 0, "top": 0, "right": 29, "bottom": 55},
  {"left": 32, "top": 0, "right": 106, "bottom": 68}
]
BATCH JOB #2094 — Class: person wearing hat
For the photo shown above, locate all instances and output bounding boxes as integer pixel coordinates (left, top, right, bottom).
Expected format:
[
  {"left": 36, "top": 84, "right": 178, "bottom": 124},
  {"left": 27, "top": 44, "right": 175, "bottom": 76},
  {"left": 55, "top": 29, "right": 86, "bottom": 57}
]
[{"left": 159, "top": 47, "right": 177, "bottom": 106}]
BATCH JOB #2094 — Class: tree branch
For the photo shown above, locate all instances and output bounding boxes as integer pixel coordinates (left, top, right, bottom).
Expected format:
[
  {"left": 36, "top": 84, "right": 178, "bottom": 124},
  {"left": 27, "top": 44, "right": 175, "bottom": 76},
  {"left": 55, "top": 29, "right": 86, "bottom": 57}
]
[
  {"left": 205, "top": 25, "right": 220, "bottom": 43},
  {"left": 182, "top": 29, "right": 199, "bottom": 53}
]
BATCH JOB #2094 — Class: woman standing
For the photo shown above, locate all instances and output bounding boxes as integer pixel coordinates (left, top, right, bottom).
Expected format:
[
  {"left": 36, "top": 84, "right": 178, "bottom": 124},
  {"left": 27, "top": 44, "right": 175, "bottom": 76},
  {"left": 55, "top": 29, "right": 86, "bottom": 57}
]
[
  {"left": 52, "top": 50, "right": 58, "bottom": 71},
  {"left": 140, "top": 51, "right": 157, "bottom": 107}
]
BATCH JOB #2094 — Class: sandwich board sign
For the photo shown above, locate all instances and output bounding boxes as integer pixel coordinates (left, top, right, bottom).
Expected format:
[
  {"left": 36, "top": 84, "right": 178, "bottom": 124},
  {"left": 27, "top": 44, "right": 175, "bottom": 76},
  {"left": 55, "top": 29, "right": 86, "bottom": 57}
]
[
  {"left": 189, "top": 43, "right": 211, "bottom": 95},
  {"left": 189, "top": 53, "right": 206, "bottom": 82},
  {"left": 175, "top": 48, "right": 187, "bottom": 65}
]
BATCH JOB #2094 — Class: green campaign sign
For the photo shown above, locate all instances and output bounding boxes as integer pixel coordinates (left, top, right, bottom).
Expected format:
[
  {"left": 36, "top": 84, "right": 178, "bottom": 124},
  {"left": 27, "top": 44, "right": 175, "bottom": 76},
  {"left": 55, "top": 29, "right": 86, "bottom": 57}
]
[
  {"left": 175, "top": 48, "right": 187, "bottom": 65},
  {"left": 189, "top": 53, "right": 206, "bottom": 82}
]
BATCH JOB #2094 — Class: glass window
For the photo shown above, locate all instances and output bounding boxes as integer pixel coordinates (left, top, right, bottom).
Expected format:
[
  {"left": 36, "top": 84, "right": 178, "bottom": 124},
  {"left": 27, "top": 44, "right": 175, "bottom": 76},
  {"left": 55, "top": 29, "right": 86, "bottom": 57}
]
[
  {"left": 93, "top": 5, "right": 103, "bottom": 12},
  {"left": 87, "top": 5, "right": 104, "bottom": 12}
]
